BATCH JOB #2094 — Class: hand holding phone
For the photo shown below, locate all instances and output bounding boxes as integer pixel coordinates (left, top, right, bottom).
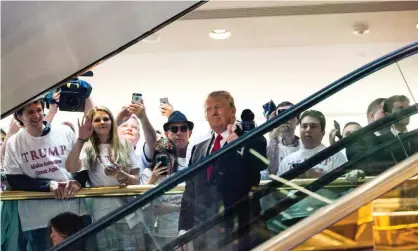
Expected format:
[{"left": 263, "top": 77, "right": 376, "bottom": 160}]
[
  {"left": 262, "top": 100, "right": 277, "bottom": 119},
  {"left": 160, "top": 97, "right": 169, "bottom": 105},
  {"left": 155, "top": 156, "right": 169, "bottom": 176},
  {"left": 104, "top": 164, "right": 119, "bottom": 177},
  {"left": 132, "top": 93, "right": 142, "bottom": 104},
  {"left": 334, "top": 120, "right": 343, "bottom": 139}
]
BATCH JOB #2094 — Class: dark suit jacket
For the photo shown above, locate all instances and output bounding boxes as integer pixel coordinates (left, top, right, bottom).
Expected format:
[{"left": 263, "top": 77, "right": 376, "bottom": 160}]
[
  {"left": 179, "top": 133, "right": 267, "bottom": 234},
  {"left": 348, "top": 128, "right": 418, "bottom": 176}
]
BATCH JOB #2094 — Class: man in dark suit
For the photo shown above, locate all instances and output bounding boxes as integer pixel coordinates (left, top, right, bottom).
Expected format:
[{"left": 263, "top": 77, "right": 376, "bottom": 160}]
[
  {"left": 179, "top": 91, "right": 267, "bottom": 251},
  {"left": 349, "top": 95, "right": 417, "bottom": 176}
]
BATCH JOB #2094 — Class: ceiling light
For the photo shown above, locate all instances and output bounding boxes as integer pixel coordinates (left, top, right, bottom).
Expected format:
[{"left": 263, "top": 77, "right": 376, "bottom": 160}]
[
  {"left": 209, "top": 29, "right": 231, "bottom": 40},
  {"left": 353, "top": 23, "right": 370, "bottom": 35},
  {"left": 416, "top": 23, "right": 418, "bottom": 29},
  {"left": 142, "top": 34, "right": 160, "bottom": 43}
]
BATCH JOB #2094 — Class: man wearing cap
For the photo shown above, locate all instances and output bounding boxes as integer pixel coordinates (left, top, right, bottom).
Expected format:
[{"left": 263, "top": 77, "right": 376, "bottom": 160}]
[{"left": 163, "top": 111, "right": 194, "bottom": 170}]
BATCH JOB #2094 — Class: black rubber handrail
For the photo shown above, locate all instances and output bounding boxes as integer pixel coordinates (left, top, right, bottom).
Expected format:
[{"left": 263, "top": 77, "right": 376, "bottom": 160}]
[
  {"left": 50, "top": 41, "right": 418, "bottom": 251},
  {"left": 162, "top": 103, "right": 418, "bottom": 250}
]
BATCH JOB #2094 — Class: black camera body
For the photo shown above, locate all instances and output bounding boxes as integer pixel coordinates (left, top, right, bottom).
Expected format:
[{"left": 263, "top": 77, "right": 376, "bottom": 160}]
[
  {"left": 240, "top": 109, "right": 256, "bottom": 133},
  {"left": 58, "top": 79, "right": 92, "bottom": 112}
]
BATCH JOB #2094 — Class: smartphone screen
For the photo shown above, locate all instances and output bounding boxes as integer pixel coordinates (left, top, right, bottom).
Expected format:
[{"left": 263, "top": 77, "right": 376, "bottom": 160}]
[
  {"left": 155, "top": 155, "right": 169, "bottom": 175},
  {"left": 156, "top": 155, "right": 168, "bottom": 166},
  {"left": 132, "top": 93, "right": 142, "bottom": 104},
  {"left": 160, "top": 97, "right": 169, "bottom": 105}
]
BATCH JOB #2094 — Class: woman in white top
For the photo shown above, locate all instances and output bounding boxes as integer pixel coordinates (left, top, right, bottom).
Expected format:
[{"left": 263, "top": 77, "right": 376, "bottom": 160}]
[
  {"left": 141, "top": 138, "right": 182, "bottom": 250},
  {"left": 66, "top": 105, "right": 147, "bottom": 251}
]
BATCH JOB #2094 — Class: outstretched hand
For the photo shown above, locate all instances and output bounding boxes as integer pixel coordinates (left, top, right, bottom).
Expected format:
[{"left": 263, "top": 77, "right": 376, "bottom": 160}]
[{"left": 78, "top": 115, "right": 93, "bottom": 140}]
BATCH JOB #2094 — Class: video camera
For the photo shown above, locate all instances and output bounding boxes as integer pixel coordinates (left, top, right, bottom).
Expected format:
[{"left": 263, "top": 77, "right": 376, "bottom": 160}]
[
  {"left": 238, "top": 109, "right": 256, "bottom": 134},
  {"left": 45, "top": 72, "right": 93, "bottom": 112}
]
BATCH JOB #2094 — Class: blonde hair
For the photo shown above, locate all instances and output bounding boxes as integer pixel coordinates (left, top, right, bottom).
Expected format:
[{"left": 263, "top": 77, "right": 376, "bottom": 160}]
[
  {"left": 207, "top": 91, "right": 235, "bottom": 109},
  {"left": 84, "top": 105, "right": 132, "bottom": 172}
]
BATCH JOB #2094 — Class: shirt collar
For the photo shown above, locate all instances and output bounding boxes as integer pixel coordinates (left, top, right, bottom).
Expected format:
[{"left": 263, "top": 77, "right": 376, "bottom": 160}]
[
  {"left": 391, "top": 126, "right": 408, "bottom": 136},
  {"left": 214, "top": 130, "right": 230, "bottom": 141}
]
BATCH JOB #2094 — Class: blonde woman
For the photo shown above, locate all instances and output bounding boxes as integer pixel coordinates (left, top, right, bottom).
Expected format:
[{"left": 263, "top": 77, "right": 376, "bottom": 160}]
[{"left": 66, "top": 105, "right": 146, "bottom": 251}]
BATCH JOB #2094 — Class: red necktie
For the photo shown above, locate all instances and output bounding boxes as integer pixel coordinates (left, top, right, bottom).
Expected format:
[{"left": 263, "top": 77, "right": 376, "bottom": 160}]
[{"left": 207, "top": 134, "right": 223, "bottom": 180}]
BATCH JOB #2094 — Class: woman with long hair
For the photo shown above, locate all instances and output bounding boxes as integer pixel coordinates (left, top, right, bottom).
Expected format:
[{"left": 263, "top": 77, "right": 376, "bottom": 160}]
[
  {"left": 66, "top": 105, "right": 147, "bottom": 251},
  {"left": 141, "top": 138, "right": 182, "bottom": 249}
]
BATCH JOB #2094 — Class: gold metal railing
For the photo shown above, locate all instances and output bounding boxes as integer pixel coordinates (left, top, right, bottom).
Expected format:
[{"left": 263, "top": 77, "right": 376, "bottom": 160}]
[
  {"left": 0, "top": 177, "right": 372, "bottom": 201},
  {"left": 253, "top": 153, "right": 418, "bottom": 251}
]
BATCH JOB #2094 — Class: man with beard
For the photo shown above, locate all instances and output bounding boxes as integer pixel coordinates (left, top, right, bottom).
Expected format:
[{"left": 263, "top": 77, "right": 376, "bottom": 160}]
[{"left": 163, "top": 111, "right": 194, "bottom": 170}]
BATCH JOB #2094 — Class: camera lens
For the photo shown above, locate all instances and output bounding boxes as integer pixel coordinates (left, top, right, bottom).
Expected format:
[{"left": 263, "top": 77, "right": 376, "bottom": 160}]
[{"left": 65, "top": 95, "right": 81, "bottom": 111}]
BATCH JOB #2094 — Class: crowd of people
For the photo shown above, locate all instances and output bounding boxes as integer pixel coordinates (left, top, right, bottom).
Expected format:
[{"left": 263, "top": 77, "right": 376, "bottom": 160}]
[{"left": 0, "top": 87, "right": 416, "bottom": 251}]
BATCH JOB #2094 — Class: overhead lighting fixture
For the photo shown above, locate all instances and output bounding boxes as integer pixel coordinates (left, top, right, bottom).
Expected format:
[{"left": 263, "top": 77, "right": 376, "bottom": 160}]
[
  {"left": 142, "top": 34, "right": 160, "bottom": 43},
  {"left": 209, "top": 29, "right": 231, "bottom": 40},
  {"left": 416, "top": 23, "right": 418, "bottom": 29},
  {"left": 353, "top": 23, "right": 370, "bottom": 35}
]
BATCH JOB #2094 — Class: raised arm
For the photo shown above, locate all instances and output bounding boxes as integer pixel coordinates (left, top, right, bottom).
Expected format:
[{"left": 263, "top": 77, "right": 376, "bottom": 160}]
[{"left": 66, "top": 115, "right": 93, "bottom": 173}]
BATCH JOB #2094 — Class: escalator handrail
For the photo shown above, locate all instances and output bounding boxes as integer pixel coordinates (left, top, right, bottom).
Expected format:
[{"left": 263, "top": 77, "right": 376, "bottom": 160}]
[
  {"left": 50, "top": 41, "right": 418, "bottom": 251},
  {"left": 210, "top": 129, "right": 418, "bottom": 250},
  {"left": 253, "top": 153, "right": 418, "bottom": 251},
  {"left": 162, "top": 106, "right": 418, "bottom": 250},
  {"left": 286, "top": 103, "right": 418, "bottom": 179}
]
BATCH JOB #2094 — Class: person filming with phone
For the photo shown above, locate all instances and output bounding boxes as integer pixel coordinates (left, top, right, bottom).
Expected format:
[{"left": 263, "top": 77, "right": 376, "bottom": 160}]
[
  {"left": 141, "top": 138, "right": 183, "bottom": 249},
  {"left": 65, "top": 105, "right": 148, "bottom": 251},
  {"left": 329, "top": 121, "right": 362, "bottom": 145},
  {"left": 116, "top": 93, "right": 157, "bottom": 173},
  {"left": 262, "top": 101, "right": 301, "bottom": 179}
]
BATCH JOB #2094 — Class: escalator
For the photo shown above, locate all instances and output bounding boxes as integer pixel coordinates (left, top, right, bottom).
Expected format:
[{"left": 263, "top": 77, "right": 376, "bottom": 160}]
[
  {"left": 2, "top": 2, "right": 417, "bottom": 251},
  {"left": 44, "top": 41, "right": 418, "bottom": 251}
]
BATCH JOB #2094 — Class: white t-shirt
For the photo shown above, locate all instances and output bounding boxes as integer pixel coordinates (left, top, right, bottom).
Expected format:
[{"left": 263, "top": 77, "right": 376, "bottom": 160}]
[
  {"left": 278, "top": 144, "right": 348, "bottom": 177},
  {"left": 80, "top": 143, "right": 143, "bottom": 228},
  {"left": 3, "top": 125, "right": 87, "bottom": 231},
  {"left": 134, "top": 141, "right": 153, "bottom": 175},
  {"left": 260, "top": 138, "right": 301, "bottom": 211},
  {"left": 141, "top": 169, "right": 182, "bottom": 238},
  {"left": 261, "top": 138, "right": 301, "bottom": 180}
]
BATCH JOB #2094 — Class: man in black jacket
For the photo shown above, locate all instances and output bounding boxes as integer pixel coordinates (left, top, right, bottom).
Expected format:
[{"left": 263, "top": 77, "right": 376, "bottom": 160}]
[{"left": 179, "top": 91, "right": 267, "bottom": 251}]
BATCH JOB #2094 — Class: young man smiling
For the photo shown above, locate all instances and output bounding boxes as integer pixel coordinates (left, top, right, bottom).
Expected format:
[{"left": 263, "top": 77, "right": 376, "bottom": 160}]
[{"left": 3, "top": 98, "right": 87, "bottom": 250}]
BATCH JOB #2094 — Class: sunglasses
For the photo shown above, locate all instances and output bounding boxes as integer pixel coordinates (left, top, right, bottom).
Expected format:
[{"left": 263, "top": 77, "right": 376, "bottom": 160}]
[{"left": 169, "top": 125, "right": 188, "bottom": 133}]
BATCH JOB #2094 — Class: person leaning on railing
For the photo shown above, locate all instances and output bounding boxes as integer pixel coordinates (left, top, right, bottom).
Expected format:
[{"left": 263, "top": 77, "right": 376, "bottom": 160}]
[
  {"left": 65, "top": 105, "right": 148, "bottom": 251},
  {"left": 2, "top": 98, "right": 88, "bottom": 251}
]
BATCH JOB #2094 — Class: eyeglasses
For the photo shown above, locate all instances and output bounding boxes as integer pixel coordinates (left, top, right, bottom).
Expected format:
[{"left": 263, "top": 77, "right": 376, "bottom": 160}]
[{"left": 169, "top": 125, "right": 188, "bottom": 133}]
